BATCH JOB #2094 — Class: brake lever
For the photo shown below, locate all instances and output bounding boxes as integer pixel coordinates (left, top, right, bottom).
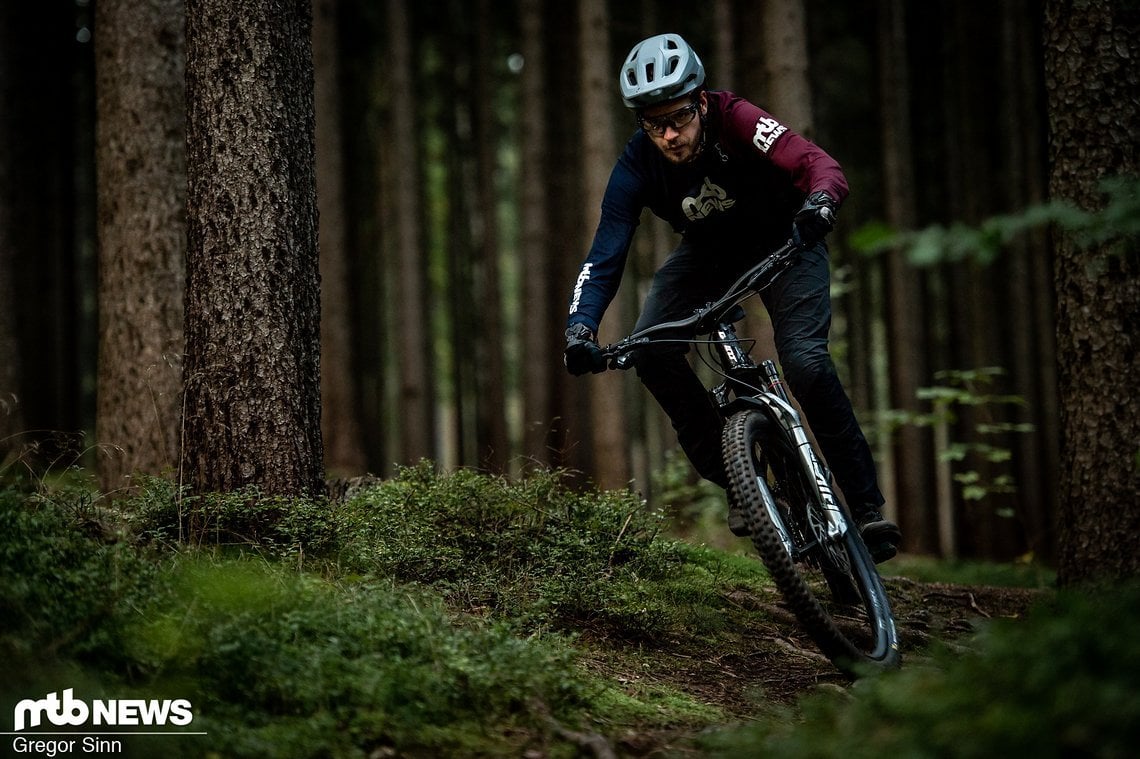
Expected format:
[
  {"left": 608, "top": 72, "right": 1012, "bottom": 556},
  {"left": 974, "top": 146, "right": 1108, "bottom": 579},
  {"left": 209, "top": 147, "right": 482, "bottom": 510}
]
[{"left": 602, "top": 336, "right": 649, "bottom": 371}]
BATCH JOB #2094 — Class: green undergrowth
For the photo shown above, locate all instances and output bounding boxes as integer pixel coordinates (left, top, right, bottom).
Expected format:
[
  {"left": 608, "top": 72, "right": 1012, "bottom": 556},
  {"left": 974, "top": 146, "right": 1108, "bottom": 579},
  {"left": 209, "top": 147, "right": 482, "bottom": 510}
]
[
  {"left": 126, "top": 463, "right": 771, "bottom": 646},
  {"left": 1, "top": 466, "right": 752, "bottom": 756}
]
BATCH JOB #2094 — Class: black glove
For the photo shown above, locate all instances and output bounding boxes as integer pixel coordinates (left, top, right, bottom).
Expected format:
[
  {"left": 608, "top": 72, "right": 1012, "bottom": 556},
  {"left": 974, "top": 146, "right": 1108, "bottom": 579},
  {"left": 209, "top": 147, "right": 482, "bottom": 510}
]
[
  {"left": 793, "top": 191, "right": 838, "bottom": 246},
  {"left": 564, "top": 323, "right": 607, "bottom": 376}
]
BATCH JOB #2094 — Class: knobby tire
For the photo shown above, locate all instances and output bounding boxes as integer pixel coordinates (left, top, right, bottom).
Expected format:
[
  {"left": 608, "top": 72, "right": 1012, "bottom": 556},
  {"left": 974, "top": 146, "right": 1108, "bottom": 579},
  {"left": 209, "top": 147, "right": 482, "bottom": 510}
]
[{"left": 722, "top": 409, "right": 901, "bottom": 674}]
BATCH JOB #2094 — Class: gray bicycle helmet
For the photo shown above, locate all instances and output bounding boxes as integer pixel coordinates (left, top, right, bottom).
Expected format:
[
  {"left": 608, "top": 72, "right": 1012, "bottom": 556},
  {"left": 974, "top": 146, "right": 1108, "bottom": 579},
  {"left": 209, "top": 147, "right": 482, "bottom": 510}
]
[{"left": 619, "top": 33, "right": 705, "bottom": 109}]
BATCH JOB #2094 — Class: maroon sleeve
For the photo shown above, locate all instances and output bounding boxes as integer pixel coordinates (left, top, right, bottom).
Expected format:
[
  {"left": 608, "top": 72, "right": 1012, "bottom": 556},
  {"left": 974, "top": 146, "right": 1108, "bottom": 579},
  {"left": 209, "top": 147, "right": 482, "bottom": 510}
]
[{"left": 719, "top": 94, "right": 849, "bottom": 205}]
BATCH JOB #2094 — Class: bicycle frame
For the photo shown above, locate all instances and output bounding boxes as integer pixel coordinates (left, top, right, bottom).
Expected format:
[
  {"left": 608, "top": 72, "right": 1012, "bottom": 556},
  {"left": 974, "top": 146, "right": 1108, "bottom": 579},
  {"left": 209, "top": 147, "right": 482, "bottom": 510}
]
[{"left": 602, "top": 240, "right": 849, "bottom": 545}]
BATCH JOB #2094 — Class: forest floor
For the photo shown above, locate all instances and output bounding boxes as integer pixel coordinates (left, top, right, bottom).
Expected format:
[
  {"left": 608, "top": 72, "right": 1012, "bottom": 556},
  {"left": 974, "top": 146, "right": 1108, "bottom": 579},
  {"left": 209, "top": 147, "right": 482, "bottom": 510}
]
[
  {"left": 6, "top": 471, "right": 1064, "bottom": 757},
  {"left": 574, "top": 567, "right": 1046, "bottom": 756}
]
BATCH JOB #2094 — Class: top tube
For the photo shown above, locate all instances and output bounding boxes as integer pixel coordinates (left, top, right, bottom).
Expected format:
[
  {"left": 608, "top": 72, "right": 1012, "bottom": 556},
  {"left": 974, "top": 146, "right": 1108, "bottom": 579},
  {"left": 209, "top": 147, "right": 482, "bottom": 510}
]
[{"left": 602, "top": 239, "right": 802, "bottom": 358}]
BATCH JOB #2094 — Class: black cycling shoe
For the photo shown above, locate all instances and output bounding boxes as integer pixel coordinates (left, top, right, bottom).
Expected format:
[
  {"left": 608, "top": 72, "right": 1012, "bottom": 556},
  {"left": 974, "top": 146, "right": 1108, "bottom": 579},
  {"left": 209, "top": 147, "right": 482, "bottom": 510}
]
[
  {"left": 856, "top": 510, "right": 902, "bottom": 564},
  {"left": 728, "top": 501, "right": 751, "bottom": 537}
]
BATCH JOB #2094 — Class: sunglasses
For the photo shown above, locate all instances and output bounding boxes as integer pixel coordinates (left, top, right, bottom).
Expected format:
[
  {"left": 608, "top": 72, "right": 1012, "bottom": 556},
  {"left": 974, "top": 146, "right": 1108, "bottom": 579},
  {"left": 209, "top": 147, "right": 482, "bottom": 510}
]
[{"left": 638, "top": 103, "right": 700, "bottom": 136}]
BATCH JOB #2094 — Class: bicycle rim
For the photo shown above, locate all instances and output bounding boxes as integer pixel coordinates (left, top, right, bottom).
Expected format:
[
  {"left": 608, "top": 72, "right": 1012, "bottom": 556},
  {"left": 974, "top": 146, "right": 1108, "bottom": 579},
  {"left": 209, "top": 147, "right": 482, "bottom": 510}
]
[{"left": 722, "top": 409, "right": 901, "bottom": 674}]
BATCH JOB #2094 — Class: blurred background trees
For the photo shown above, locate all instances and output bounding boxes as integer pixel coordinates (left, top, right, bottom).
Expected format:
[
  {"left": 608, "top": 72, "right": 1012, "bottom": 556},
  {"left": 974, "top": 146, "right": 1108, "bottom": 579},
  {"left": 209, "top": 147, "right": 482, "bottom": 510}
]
[{"left": 3, "top": 0, "right": 1135, "bottom": 569}]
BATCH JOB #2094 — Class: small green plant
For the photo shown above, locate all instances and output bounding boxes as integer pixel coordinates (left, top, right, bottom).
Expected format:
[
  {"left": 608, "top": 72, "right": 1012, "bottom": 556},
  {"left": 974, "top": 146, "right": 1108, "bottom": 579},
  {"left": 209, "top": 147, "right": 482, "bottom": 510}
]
[
  {"left": 331, "top": 462, "right": 686, "bottom": 639},
  {"left": 0, "top": 486, "right": 157, "bottom": 670},
  {"left": 918, "top": 367, "right": 1034, "bottom": 504},
  {"left": 124, "top": 475, "right": 337, "bottom": 561},
  {"left": 872, "top": 367, "right": 1033, "bottom": 506},
  {"left": 0, "top": 430, "right": 120, "bottom": 494}
]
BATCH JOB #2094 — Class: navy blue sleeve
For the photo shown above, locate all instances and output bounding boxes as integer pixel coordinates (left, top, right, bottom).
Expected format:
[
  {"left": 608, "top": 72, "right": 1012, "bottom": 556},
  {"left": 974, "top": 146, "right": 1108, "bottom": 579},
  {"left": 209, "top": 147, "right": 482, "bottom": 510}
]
[{"left": 566, "top": 147, "right": 645, "bottom": 334}]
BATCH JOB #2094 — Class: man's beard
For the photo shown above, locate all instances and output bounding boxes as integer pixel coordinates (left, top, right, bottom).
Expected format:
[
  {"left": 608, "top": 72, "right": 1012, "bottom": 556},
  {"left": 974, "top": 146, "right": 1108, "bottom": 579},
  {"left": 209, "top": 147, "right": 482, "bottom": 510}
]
[{"left": 662, "top": 130, "right": 703, "bottom": 164}]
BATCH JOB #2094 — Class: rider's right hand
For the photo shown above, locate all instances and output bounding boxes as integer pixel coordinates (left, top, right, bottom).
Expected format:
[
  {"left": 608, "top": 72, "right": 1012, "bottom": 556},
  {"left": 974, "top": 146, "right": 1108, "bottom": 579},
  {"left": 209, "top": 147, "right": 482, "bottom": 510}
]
[{"left": 564, "top": 323, "right": 608, "bottom": 375}]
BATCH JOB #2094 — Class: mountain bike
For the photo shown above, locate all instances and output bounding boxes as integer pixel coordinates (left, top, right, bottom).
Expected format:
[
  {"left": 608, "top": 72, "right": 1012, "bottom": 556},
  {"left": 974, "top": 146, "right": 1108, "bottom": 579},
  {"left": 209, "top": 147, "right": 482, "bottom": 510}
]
[{"left": 600, "top": 240, "right": 901, "bottom": 674}]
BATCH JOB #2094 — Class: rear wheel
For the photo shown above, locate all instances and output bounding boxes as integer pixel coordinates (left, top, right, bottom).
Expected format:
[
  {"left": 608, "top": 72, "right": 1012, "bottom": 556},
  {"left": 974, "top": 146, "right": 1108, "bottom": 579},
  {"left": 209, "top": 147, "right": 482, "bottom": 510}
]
[{"left": 722, "top": 409, "right": 900, "bottom": 673}]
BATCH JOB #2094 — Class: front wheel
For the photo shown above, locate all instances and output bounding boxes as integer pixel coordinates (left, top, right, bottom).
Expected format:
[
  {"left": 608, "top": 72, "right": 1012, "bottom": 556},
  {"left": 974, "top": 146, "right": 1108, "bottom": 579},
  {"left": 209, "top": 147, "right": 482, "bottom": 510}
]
[{"left": 722, "top": 409, "right": 901, "bottom": 674}]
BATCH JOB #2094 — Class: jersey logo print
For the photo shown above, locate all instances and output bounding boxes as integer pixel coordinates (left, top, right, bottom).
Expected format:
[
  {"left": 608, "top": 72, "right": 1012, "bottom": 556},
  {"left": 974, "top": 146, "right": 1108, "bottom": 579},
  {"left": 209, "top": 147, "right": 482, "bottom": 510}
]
[
  {"left": 752, "top": 117, "right": 787, "bottom": 153},
  {"left": 568, "top": 262, "right": 592, "bottom": 315},
  {"left": 682, "top": 177, "right": 736, "bottom": 222}
]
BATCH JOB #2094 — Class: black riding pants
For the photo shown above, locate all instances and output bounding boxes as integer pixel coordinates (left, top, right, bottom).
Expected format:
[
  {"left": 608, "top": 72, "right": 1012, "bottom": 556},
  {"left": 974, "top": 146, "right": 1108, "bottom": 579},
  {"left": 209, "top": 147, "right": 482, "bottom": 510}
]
[{"left": 632, "top": 239, "right": 885, "bottom": 512}]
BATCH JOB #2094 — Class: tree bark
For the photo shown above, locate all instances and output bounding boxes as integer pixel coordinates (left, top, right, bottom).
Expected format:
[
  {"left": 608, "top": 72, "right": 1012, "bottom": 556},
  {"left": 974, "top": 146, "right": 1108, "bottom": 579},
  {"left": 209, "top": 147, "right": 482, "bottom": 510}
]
[
  {"left": 182, "top": 0, "right": 324, "bottom": 498},
  {"left": 1044, "top": 0, "right": 1140, "bottom": 583},
  {"left": 94, "top": 0, "right": 186, "bottom": 494}
]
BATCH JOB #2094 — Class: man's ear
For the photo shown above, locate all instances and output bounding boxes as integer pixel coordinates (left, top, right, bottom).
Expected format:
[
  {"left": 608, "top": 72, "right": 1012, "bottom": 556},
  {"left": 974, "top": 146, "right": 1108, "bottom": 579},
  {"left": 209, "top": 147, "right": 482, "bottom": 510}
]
[{"left": 698, "top": 90, "right": 708, "bottom": 116}]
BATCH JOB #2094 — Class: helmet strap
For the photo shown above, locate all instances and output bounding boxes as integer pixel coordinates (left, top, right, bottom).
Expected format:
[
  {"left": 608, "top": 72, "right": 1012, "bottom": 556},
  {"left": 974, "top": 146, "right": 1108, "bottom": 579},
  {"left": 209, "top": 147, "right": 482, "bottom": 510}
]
[{"left": 691, "top": 91, "right": 708, "bottom": 160}]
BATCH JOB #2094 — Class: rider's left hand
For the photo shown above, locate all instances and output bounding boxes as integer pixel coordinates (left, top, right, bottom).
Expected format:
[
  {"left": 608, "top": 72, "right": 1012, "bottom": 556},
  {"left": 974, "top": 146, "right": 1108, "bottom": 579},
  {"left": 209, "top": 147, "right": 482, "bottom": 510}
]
[
  {"left": 793, "top": 191, "right": 838, "bottom": 246},
  {"left": 564, "top": 323, "right": 607, "bottom": 375}
]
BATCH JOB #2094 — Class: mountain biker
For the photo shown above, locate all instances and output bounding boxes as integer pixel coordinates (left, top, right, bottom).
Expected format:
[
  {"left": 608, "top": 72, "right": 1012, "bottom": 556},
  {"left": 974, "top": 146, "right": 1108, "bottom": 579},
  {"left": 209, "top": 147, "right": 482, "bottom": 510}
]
[{"left": 563, "top": 33, "right": 902, "bottom": 562}]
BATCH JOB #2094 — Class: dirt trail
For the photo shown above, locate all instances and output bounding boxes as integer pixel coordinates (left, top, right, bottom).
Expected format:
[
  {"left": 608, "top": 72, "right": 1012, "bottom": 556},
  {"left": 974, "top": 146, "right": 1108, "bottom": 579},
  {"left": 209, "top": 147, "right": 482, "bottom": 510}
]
[
  {"left": 705, "top": 577, "right": 1039, "bottom": 705},
  {"left": 592, "top": 576, "right": 1045, "bottom": 756}
]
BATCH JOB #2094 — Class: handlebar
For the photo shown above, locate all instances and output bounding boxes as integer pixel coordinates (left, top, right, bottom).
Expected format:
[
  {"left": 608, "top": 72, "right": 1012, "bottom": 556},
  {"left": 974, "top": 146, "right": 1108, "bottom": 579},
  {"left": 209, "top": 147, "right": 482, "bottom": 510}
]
[{"left": 601, "top": 240, "right": 802, "bottom": 369}]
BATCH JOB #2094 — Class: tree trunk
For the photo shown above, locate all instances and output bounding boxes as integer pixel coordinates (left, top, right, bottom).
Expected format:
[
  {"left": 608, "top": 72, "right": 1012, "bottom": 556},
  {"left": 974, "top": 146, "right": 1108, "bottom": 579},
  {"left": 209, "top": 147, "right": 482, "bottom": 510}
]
[
  {"left": 336, "top": 0, "right": 389, "bottom": 473},
  {"left": 1044, "top": 0, "right": 1140, "bottom": 584},
  {"left": 939, "top": 3, "right": 1009, "bottom": 559},
  {"left": 762, "top": 0, "right": 813, "bottom": 134},
  {"left": 472, "top": 0, "right": 510, "bottom": 473},
  {"left": 1, "top": 3, "right": 85, "bottom": 464},
  {"left": 518, "top": 0, "right": 555, "bottom": 469},
  {"left": 0, "top": 1, "right": 25, "bottom": 460},
  {"left": 578, "top": 0, "right": 630, "bottom": 489},
  {"left": 544, "top": 1, "right": 583, "bottom": 473},
  {"left": 439, "top": 3, "right": 478, "bottom": 468},
  {"left": 1000, "top": 0, "right": 1057, "bottom": 563},
  {"left": 386, "top": 0, "right": 434, "bottom": 465},
  {"left": 182, "top": 0, "right": 324, "bottom": 498},
  {"left": 93, "top": 0, "right": 186, "bottom": 494},
  {"left": 876, "top": 0, "right": 935, "bottom": 553},
  {"left": 737, "top": 1, "right": 766, "bottom": 102},
  {"left": 711, "top": 0, "right": 736, "bottom": 92},
  {"left": 314, "top": 0, "right": 367, "bottom": 477}
]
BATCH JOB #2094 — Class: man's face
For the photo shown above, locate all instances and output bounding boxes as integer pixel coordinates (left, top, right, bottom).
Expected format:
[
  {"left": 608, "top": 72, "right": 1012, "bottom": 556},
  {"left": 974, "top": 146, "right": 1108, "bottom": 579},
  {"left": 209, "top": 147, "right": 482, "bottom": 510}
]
[{"left": 639, "top": 91, "right": 707, "bottom": 165}]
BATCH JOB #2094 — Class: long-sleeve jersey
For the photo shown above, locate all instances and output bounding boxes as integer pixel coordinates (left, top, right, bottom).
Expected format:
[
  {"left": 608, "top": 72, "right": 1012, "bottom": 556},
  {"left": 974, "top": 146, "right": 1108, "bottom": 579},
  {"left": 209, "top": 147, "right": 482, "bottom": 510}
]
[{"left": 567, "top": 90, "right": 849, "bottom": 334}]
